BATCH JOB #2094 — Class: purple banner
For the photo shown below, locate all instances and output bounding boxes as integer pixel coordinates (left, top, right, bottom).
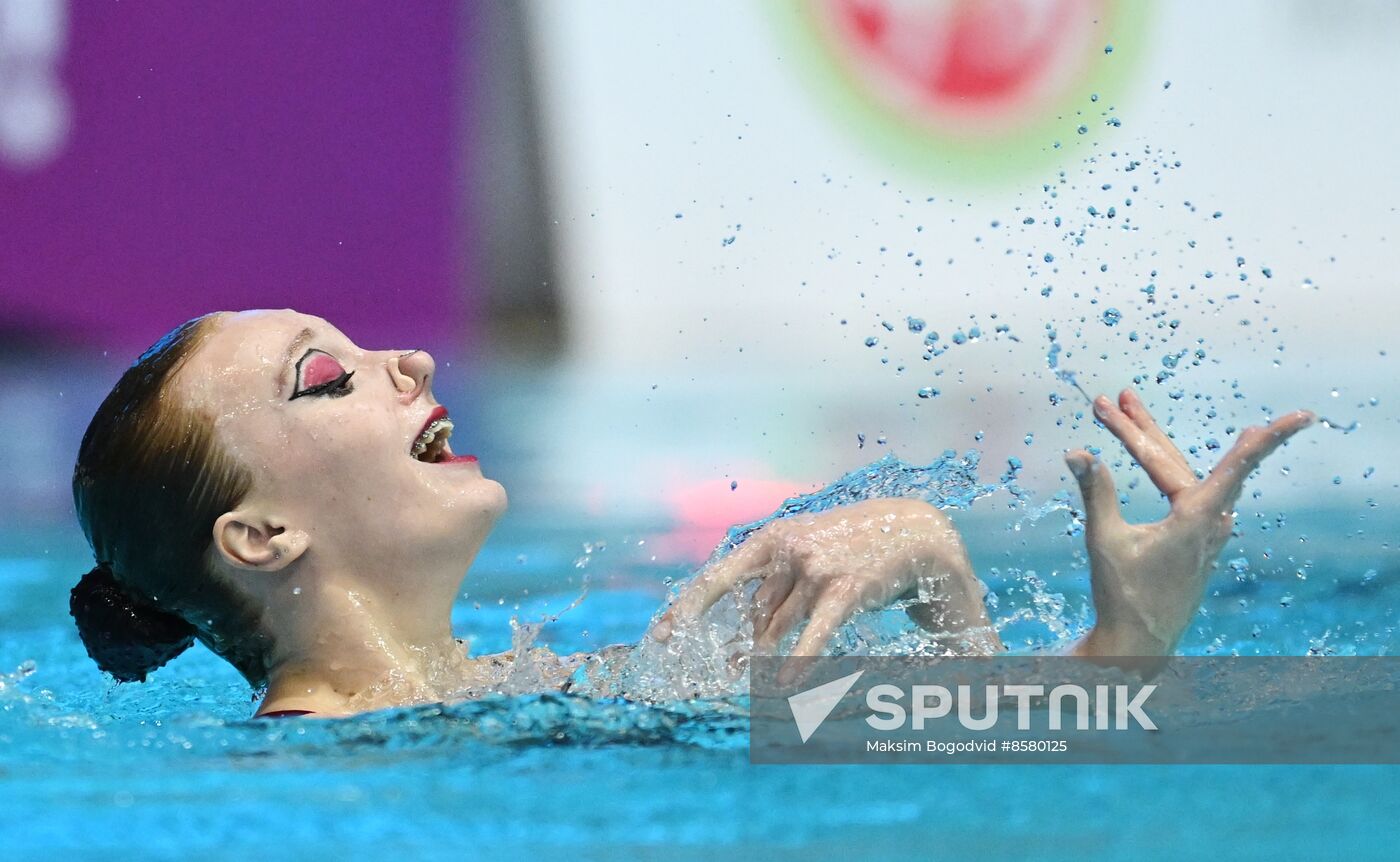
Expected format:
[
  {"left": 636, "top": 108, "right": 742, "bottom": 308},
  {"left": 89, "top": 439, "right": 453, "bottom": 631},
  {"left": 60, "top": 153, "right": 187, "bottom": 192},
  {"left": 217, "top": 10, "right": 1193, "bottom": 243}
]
[{"left": 0, "top": 0, "right": 471, "bottom": 351}]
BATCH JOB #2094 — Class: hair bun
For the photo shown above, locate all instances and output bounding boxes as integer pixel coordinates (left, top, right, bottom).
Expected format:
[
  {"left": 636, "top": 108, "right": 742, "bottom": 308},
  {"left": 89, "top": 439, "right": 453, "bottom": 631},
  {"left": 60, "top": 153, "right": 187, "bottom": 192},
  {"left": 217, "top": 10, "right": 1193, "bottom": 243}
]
[{"left": 69, "top": 563, "right": 196, "bottom": 682}]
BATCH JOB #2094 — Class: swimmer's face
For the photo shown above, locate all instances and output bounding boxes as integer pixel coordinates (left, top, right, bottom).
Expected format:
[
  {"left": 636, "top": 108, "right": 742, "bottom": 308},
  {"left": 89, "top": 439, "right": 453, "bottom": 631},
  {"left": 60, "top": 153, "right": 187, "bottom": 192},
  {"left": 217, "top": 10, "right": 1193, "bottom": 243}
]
[{"left": 175, "top": 310, "right": 506, "bottom": 586}]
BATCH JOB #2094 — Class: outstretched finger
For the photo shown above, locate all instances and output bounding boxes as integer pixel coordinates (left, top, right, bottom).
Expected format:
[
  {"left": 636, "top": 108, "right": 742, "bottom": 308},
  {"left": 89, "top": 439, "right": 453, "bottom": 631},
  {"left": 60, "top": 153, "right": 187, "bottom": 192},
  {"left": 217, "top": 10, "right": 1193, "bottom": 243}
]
[
  {"left": 778, "top": 589, "right": 859, "bottom": 686},
  {"left": 1119, "top": 389, "right": 1194, "bottom": 481},
  {"left": 751, "top": 566, "right": 797, "bottom": 642},
  {"left": 1066, "top": 449, "right": 1125, "bottom": 531},
  {"left": 754, "top": 579, "right": 819, "bottom": 654},
  {"left": 1094, "top": 393, "right": 1196, "bottom": 499},
  {"left": 1200, "top": 410, "right": 1315, "bottom": 510},
  {"left": 651, "top": 535, "right": 774, "bottom": 640}
]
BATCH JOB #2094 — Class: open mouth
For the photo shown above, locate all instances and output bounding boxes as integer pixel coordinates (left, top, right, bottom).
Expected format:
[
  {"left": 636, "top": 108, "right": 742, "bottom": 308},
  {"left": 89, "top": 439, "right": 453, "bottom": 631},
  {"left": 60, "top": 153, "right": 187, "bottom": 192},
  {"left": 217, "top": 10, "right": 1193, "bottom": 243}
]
[{"left": 411, "top": 407, "right": 455, "bottom": 463}]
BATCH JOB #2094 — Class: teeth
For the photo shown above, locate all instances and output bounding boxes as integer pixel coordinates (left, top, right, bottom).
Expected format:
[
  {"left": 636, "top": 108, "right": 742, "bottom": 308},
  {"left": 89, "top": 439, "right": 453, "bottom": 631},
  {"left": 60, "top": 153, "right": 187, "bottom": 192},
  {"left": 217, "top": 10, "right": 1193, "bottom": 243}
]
[{"left": 411, "top": 418, "right": 454, "bottom": 459}]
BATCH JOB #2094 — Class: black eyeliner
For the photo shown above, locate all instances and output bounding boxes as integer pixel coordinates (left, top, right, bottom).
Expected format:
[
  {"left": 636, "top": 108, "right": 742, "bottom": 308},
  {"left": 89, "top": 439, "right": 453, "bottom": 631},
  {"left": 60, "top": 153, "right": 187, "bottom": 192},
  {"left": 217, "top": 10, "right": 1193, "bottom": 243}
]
[
  {"left": 289, "top": 349, "right": 355, "bottom": 400},
  {"left": 290, "top": 370, "right": 354, "bottom": 400}
]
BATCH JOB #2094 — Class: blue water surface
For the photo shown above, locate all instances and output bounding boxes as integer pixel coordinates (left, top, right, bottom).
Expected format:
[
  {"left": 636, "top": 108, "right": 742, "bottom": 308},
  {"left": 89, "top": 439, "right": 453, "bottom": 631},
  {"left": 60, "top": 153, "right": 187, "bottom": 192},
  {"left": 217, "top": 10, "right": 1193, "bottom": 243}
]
[{"left": 3, "top": 360, "right": 1398, "bottom": 861}]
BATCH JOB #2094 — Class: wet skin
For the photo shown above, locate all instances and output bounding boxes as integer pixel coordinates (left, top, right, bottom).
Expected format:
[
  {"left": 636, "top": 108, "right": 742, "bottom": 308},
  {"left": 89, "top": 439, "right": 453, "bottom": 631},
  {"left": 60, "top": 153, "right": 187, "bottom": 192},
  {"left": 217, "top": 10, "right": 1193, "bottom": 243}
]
[
  {"left": 652, "top": 390, "right": 1314, "bottom": 683},
  {"left": 174, "top": 310, "right": 506, "bottom": 715},
  {"left": 169, "top": 310, "right": 1313, "bottom": 711}
]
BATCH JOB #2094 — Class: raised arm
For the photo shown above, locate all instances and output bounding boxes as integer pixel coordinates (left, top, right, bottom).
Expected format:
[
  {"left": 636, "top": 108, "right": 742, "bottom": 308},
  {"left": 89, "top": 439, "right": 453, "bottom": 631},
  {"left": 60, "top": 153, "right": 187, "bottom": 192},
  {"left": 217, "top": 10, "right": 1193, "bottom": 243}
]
[{"left": 1067, "top": 389, "right": 1314, "bottom": 657}]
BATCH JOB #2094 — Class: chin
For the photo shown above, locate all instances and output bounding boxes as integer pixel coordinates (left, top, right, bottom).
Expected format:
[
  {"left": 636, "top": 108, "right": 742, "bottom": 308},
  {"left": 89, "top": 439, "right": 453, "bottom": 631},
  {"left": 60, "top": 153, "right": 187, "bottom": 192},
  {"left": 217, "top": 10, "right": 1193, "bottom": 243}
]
[
  {"left": 404, "top": 475, "right": 507, "bottom": 563},
  {"left": 479, "top": 477, "right": 508, "bottom": 518},
  {"left": 450, "top": 478, "right": 507, "bottom": 548}
]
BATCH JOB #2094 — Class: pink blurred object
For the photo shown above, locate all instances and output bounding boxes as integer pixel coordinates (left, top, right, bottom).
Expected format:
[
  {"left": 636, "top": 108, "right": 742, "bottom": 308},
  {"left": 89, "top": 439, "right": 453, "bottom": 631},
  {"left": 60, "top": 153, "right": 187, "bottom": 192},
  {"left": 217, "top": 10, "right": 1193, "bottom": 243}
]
[{"left": 652, "top": 475, "right": 818, "bottom": 564}]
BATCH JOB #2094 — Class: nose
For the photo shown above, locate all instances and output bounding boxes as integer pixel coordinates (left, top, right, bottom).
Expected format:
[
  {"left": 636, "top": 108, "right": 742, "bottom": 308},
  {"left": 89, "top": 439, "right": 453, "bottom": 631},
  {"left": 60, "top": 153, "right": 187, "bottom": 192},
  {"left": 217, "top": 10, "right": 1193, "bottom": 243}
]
[{"left": 388, "top": 349, "right": 436, "bottom": 399}]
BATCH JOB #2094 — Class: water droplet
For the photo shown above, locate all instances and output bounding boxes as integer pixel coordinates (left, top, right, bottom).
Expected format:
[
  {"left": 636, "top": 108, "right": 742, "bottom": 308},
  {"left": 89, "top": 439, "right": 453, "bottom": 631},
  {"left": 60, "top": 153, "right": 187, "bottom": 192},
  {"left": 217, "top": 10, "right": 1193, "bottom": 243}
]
[{"left": 1101, "top": 308, "right": 1122, "bottom": 326}]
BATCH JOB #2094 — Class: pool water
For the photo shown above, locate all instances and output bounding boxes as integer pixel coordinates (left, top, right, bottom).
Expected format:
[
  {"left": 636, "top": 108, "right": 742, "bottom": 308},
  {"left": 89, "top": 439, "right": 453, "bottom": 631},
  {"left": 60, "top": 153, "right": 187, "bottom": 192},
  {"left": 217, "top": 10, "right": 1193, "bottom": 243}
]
[{"left": 3, "top": 360, "right": 1398, "bottom": 860}]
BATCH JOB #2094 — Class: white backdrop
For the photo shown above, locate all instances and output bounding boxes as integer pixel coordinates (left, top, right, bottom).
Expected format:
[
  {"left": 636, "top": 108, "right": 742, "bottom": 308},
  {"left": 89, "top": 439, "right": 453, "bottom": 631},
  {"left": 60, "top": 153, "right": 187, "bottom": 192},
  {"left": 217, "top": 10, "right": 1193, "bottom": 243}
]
[{"left": 505, "top": 0, "right": 1400, "bottom": 530}]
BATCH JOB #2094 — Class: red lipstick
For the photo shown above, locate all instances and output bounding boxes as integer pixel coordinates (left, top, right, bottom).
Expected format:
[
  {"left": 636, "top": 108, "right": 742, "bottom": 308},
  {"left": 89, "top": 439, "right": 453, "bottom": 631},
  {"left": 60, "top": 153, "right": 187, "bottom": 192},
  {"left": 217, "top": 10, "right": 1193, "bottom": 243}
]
[
  {"left": 414, "top": 405, "right": 479, "bottom": 465},
  {"left": 418, "top": 405, "right": 449, "bottom": 440}
]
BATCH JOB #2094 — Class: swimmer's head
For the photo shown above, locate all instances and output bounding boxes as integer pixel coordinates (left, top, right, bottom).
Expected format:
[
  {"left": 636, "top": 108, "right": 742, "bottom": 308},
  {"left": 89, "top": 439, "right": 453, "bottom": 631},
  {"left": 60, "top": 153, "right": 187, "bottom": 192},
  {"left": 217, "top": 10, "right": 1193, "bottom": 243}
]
[{"left": 71, "top": 310, "right": 506, "bottom": 686}]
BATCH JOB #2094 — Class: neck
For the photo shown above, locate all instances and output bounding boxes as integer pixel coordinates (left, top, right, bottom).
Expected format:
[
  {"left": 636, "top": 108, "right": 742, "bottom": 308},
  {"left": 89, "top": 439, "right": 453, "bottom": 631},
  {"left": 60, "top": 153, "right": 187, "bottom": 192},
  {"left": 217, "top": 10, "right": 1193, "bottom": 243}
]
[{"left": 257, "top": 565, "right": 473, "bottom": 715}]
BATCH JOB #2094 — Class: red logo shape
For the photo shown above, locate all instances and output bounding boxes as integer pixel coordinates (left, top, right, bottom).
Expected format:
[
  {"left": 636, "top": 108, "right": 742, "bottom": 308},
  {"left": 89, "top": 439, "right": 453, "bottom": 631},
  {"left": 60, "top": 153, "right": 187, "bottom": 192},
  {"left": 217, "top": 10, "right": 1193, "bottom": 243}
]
[{"left": 819, "top": 0, "right": 1107, "bottom": 133}]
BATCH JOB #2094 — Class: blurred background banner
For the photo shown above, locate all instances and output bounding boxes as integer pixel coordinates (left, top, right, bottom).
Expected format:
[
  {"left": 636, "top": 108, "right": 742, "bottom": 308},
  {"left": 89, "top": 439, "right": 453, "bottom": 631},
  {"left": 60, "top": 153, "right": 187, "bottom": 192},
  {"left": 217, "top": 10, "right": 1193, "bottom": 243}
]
[
  {"left": 0, "top": 0, "right": 473, "bottom": 351},
  {"left": 0, "top": 0, "right": 1395, "bottom": 558}
]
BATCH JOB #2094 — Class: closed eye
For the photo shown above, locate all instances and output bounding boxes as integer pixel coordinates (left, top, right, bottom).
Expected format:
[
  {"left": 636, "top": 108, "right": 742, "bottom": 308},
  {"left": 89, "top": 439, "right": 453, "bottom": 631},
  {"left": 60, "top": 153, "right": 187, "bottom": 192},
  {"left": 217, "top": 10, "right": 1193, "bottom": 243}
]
[{"left": 291, "top": 350, "right": 356, "bottom": 400}]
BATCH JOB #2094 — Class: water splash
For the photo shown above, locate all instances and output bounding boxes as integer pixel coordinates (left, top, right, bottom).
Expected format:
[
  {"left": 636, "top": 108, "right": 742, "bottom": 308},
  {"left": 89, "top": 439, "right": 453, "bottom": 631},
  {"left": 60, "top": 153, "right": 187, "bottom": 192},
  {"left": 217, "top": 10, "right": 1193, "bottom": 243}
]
[
  {"left": 715, "top": 451, "right": 997, "bottom": 555},
  {"left": 1046, "top": 330, "right": 1094, "bottom": 404},
  {"left": 569, "top": 451, "right": 1079, "bottom": 703},
  {"left": 1317, "top": 416, "right": 1360, "bottom": 434}
]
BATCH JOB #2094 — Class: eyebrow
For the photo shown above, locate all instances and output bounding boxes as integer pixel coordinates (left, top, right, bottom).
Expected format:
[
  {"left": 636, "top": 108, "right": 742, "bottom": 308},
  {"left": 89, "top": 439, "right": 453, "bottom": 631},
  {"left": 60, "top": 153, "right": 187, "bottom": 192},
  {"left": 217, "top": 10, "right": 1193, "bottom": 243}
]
[{"left": 277, "top": 327, "right": 316, "bottom": 396}]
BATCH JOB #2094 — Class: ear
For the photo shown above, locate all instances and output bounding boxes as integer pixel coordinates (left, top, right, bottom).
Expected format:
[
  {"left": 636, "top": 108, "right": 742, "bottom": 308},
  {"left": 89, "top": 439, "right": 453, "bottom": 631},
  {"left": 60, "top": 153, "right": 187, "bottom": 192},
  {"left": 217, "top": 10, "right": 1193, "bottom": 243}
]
[{"left": 212, "top": 511, "right": 309, "bottom": 572}]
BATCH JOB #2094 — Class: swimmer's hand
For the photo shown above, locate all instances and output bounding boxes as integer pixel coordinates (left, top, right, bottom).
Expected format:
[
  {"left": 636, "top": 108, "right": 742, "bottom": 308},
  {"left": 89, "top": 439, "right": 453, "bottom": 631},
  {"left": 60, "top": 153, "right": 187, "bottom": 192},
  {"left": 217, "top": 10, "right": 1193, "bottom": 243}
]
[
  {"left": 1068, "top": 389, "right": 1314, "bottom": 657},
  {"left": 648, "top": 498, "right": 996, "bottom": 684}
]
